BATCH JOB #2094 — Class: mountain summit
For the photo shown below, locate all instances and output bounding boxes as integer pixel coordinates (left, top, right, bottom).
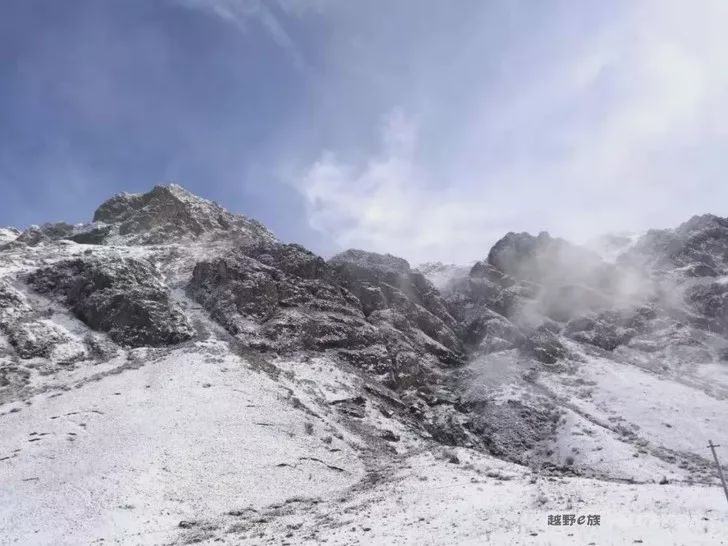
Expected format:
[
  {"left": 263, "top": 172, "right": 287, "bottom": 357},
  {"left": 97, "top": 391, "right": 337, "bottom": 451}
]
[
  {"left": 8, "top": 183, "right": 275, "bottom": 248},
  {"left": 92, "top": 183, "right": 276, "bottom": 245}
]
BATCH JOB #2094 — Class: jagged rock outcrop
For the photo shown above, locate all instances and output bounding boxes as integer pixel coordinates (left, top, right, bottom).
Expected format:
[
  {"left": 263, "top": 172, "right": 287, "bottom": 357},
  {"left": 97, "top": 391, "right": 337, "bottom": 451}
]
[
  {"left": 564, "top": 310, "right": 638, "bottom": 352},
  {"left": 488, "top": 231, "right": 613, "bottom": 288},
  {"left": 684, "top": 281, "right": 728, "bottom": 334},
  {"left": 27, "top": 257, "right": 193, "bottom": 347},
  {"left": 329, "top": 250, "right": 463, "bottom": 362},
  {"left": 187, "top": 243, "right": 382, "bottom": 358},
  {"left": 187, "top": 245, "right": 466, "bottom": 389},
  {"left": 0, "top": 281, "right": 86, "bottom": 365},
  {"left": 441, "top": 260, "right": 565, "bottom": 363},
  {"left": 445, "top": 223, "right": 728, "bottom": 366},
  {"left": 439, "top": 231, "right": 660, "bottom": 363},
  {"left": 522, "top": 325, "right": 567, "bottom": 364},
  {"left": 467, "top": 398, "right": 561, "bottom": 463},
  {"left": 14, "top": 222, "right": 113, "bottom": 247},
  {"left": 620, "top": 214, "right": 728, "bottom": 276}
]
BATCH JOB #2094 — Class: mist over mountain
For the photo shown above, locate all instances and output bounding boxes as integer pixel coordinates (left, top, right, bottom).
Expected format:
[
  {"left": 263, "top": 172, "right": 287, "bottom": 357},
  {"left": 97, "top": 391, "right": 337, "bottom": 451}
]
[{"left": 1, "top": 184, "right": 727, "bottom": 544}]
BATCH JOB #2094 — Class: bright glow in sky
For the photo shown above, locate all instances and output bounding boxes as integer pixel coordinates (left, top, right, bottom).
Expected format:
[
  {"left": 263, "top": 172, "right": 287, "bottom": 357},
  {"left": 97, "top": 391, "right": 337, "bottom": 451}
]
[{"left": 3, "top": 0, "right": 728, "bottom": 263}]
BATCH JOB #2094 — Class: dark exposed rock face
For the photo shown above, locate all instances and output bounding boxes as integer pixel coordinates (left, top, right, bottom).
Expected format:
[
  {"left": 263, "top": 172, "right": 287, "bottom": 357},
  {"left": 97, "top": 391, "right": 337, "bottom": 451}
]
[
  {"left": 187, "top": 245, "right": 465, "bottom": 389},
  {"left": 329, "top": 249, "right": 464, "bottom": 365},
  {"left": 684, "top": 282, "right": 728, "bottom": 334},
  {"left": 68, "top": 225, "right": 113, "bottom": 245},
  {"left": 467, "top": 398, "right": 561, "bottom": 463},
  {"left": 445, "top": 265, "right": 517, "bottom": 317},
  {"left": 463, "top": 308, "right": 525, "bottom": 354},
  {"left": 187, "top": 243, "right": 379, "bottom": 353},
  {"left": 13, "top": 223, "right": 113, "bottom": 248},
  {"left": 441, "top": 267, "right": 521, "bottom": 360},
  {"left": 27, "top": 258, "right": 193, "bottom": 347},
  {"left": 16, "top": 223, "right": 74, "bottom": 246},
  {"left": 523, "top": 325, "right": 567, "bottom": 364},
  {"left": 589, "top": 306, "right": 655, "bottom": 349}
]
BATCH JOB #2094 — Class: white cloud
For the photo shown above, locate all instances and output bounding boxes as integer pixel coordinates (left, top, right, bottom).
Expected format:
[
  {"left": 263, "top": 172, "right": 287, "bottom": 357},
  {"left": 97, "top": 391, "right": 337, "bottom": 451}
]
[
  {"left": 298, "top": 111, "right": 518, "bottom": 263},
  {"left": 295, "top": 0, "right": 728, "bottom": 263},
  {"left": 177, "top": 1, "right": 728, "bottom": 264}
]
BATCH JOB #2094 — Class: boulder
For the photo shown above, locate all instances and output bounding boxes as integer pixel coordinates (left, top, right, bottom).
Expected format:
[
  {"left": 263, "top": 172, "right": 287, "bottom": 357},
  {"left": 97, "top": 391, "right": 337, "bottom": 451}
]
[{"left": 27, "top": 257, "right": 193, "bottom": 347}]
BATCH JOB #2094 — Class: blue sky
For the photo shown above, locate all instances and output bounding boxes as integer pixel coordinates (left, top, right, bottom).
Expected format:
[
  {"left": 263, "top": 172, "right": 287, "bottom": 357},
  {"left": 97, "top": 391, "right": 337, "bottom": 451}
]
[{"left": 2, "top": 0, "right": 728, "bottom": 263}]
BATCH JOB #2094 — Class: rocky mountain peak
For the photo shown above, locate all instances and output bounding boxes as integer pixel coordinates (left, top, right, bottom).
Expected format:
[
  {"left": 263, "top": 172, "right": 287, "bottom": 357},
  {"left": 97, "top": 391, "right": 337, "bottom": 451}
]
[
  {"left": 620, "top": 213, "right": 728, "bottom": 276},
  {"left": 487, "top": 230, "right": 607, "bottom": 287},
  {"left": 93, "top": 183, "right": 210, "bottom": 224},
  {"left": 10, "top": 183, "right": 277, "bottom": 248},
  {"left": 91, "top": 183, "right": 277, "bottom": 245},
  {"left": 676, "top": 213, "right": 728, "bottom": 236}
]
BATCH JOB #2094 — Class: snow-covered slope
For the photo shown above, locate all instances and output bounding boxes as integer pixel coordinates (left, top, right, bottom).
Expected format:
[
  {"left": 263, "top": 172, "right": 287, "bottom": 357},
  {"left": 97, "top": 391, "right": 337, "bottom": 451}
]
[
  {"left": 192, "top": 448, "right": 727, "bottom": 545},
  {"left": 1, "top": 346, "right": 363, "bottom": 545}
]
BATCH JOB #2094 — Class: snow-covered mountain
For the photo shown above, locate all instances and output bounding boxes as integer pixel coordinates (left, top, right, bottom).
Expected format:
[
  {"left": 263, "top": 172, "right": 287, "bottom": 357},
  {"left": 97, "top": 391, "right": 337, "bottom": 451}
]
[{"left": 1, "top": 185, "right": 727, "bottom": 545}]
